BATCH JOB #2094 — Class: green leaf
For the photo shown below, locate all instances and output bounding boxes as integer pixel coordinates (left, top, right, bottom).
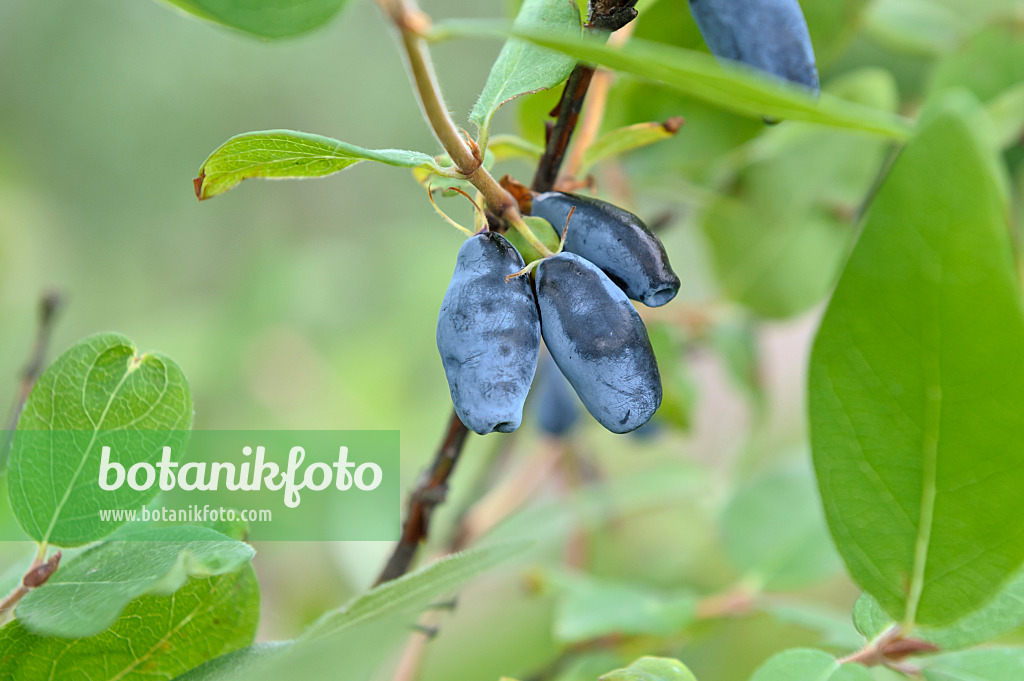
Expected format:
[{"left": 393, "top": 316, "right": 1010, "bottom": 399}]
[
  {"left": 852, "top": 592, "right": 895, "bottom": 641},
  {"left": 721, "top": 464, "right": 842, "bottom": 591},
  {"left": 159, "top": 0, "right": 346, "bottom": 39},
  {"left": 507, "top": 217, "right": 560, "bottom": 264},
  {"left": 306, "top": 542, "right": 528, "bottom": 639},
  {"left": 864, "top": 0, "right": 963, "bottom": 56},
  {"left": 750, "top": 650, "right": 873, "bottom": 681},
  {"left": 0, "top": 567, "right": 259, "bottom": 680},
  {"left": 930, "top": 20, "right": 1024, "bottom": 104},
  {"left": 173, "top": 643, "right": 293, "bottom": 681},
  {"left": 988, "top": 82, "right": 1024, "bottom": 149},
  {"left": 924, "top": 648, "right": 1024, "bottom": 681},
  {"left": 708, "top": 319, "right": 764, "bottom": 408},
  {"left": 760, "top": 602, "right": 864, "bottom": 651},
  {"left": 599, "top": 657, "right": 697, "bottom": 681},
  {"left": 580, "top": 119, "right": 683, "bottom": 175},
  {"left": 8, "top": 333, "right": 193, "bottom": 547},
  {"left": 548, "top": 572, "right": 697, "bottom": 644},
  {"left": 488, "top": 134, "right": 544, "bottom": 162},
  {"left": 469, "top": 0, "right": 581, "bottom": 143},
  {"left": 809, "top": 93, "right": 1024, "bottom": 627},
  {"left": 194, "top": 130, "right": 440, "bottom": 200},
  {"left": 647, "top": 323, "right": 696, "bottom": 432},
  {"left": 701, "top": 68, "right": 898, "bottom": 318},
  {"left": 438, "top": 22, "right": 912, "bottom": 138},
  {"left": 854, "top": 570, "right": 1024, "bottom": 650},
  {"left": 211, "top": 544, "right": 528, "bottom": 681},
  {"left": 17, "top": 524, "right": 254, "bottom": 638}
]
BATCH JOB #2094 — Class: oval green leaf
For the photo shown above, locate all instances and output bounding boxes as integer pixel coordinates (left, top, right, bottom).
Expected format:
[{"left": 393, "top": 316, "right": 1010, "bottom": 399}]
[
  {"left": 17, "top": 524, "right": 254, "bottom": 638},
  {"left": 195, "top": 130, "right": 440, "bottom": 200},
  {"left": 0, "top": 567, "right": 258, "bottom": 680},
  {"left": 8, "top": 334, "right": 193, "bottom": 547},
  {"left": 469, "top": 0, "right": 581, "bottom": 144},
  {"left": 749, "top": 649, "right": 872, "bottom": 681},
  {"left": 160, "top": 0, "right": 346, "bottom": 39},
  {"left": 809, "top": 93, "right": 1024, "bottom": 627}
]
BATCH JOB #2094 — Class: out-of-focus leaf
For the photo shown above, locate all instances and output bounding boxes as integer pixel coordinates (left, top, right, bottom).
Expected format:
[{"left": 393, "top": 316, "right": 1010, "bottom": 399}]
[
  {"left": 306, "top": 543, "right": 528, "bottom": 638},
  {"left": 809, "top": 93, "right": 1024, "bottom": 627},
  {"left": 854, "top": 569, "right": 1024, "bottom": 650},
  {"left": 864, "top": 0, "right": 963, "bottom": 56},
  {"left": 548, "top": 571, "right": 697, "bottom": 644},
  {"left": 438, "top": 22, "right": 913, "bottom": 138},
  {"left": 923, "top": 648, "right": 1024, "bottom": 681},
  {"left": 800, "top": 0, "right": 873, "bottom": 66},
  {"left": 647, "top": 323, "right": 696, "bottom": 431},
  {"left": 470, "top": 0, "right": 581, "bottom": 142},
  {"left": 599, "top": 657, "right": 697, "bottom": 681},
  {"left": 159, "top": 0, "right": 346, "bottom": 39},
  {"left": 750, "top": 649, "right": 873, "bottom": 681},
  {"left": 8, "top": 333, "right": 192, "bottom": 547},
  {"left": 0, "top": 568, "right": 259, "bottom": 680},
  {"left": 708, "top": 319, "right": 763, "bottom": 406},
  {"left": 174, "top": 643, "right": 294, "bottom": 681},
  {"left": 580, "top": 119, "right": 683, "bottom": 175},
  {"left": 17, "top": 524, "right": 253, "bottom": 638},
  {"left": 721, "top": 464, "right": 842, "bottom": 590},
  {"left": 760, "top": 602, "right": 865, "bottom": 650},
  {"left": 701, "top": 68, "right": 898, "bottom": 318},
  {"left": 489, "top": 134, "right": 544, "bottom": 162},
  {"left": 931, "top": 20, "right": 1024, "bottom": 103},
  {"left": 988, "top": 82, "right": 1024, "bottom": 148},
  {"left": 195, "top": 130, "right": 439, "bottom": 200}
]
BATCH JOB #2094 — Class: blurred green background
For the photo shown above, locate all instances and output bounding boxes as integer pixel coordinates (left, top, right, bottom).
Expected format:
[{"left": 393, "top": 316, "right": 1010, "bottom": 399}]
[{"left": 2, "top": 0, "right": 1023, "bottom": 679}]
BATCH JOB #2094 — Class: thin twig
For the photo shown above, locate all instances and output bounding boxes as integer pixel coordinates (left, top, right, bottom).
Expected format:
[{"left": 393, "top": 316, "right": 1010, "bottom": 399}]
[
  {"left": 531, "top": 0, "right": 639, "bottom": 192},
  {"left": 2, "top": 291, "right": 63, "bottom": 463},
  {"left": 375, "top": 411, "right": 469, "bottom": 585}
]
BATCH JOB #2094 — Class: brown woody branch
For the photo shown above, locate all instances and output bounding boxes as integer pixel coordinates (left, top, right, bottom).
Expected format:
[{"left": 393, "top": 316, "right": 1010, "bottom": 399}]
[{"left": 2, "top": 291, "right": 63, "bottom": 463}]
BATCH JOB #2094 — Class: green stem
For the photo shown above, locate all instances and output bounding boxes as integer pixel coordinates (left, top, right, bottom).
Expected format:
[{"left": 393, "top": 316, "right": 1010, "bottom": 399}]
[
  {"left": 507, "top": 214, "right": 554, "bottom": 258},
  {"left": 381, "top": 0, "right": 520, "bottom": 221}
]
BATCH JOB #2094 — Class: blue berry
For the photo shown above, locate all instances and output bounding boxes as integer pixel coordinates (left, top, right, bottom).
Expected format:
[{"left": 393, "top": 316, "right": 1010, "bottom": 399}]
[
  {"left": 688, "top": 0, "right": 819, "bottom": 92},
  {"left": 531, "top": 192, "right": 680, "bottom": 308},
  {"left": 535, "top": 253, "right": 662, "bottom": 434},
  {"left": 437, "top": 232, "right": 541, "bottom": 434}
]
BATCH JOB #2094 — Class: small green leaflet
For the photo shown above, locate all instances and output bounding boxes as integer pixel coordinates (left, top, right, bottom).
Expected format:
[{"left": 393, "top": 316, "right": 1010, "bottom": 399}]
[
  {"left": 17, "top": 524, "right": 254, "bottom": 638},
  {"left": 436, "top": 22, "right": 912, "bottom": 138},
  {"left": 598, "top": 657, "right": 697, "bottom": 681},
  {"left": 809, "top": 93, "right": 1024, "bottom": 627},
  {"left": 194, "top": 130, "right": 441, "bottom": 200},
  {"left": 8, "top": 333, "right": 193, "bottom": 547},
  {"left": 579, "top": 119, "right": 683, "bottom": 175},
  {"left": 469, "top": 0, "right": 581, "bottom": 145},
  {"left": 749, "top": 649, "right": 872, "bottom": 681},
  {"left": 159, "top": 0, "right": 346, "bottom": 39},
  {"left": 0, "top": 568, "right": 259, "bottom": 680}
]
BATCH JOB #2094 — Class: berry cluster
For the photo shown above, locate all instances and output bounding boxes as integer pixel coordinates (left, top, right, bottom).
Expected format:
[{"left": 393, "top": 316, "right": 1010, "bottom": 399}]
[{"left": 436, "top": 193, "right": 679, "bottom": 435}]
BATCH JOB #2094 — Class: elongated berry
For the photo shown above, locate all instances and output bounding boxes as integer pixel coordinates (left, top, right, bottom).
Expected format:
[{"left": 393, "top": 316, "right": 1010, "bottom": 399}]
[
  {"left": 688, "top": 0, "right": 819, "bottom": 93},
  {"left": 531, "top": 192, "right": 680, "bottom": 307},
  {"left": 535, "top": 253, "right": 662, "bottom": 434},
  {"left": 437, "top": 232, "right": 541, "bottom": 434}
]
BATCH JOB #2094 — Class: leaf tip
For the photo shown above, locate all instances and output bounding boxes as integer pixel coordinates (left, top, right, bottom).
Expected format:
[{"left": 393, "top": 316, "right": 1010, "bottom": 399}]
[
  {"left": 193, "top": 173, "right": 206, "bottom": 201},
  {"left": 663, "top": 116, "right": 685, "bottom": 134}
]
